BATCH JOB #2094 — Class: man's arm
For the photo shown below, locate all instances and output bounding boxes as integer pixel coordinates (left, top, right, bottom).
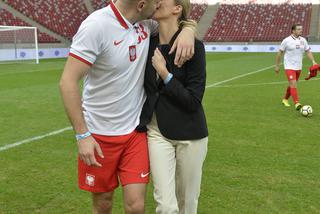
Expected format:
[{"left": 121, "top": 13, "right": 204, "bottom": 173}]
[
  {"left": 306, "top": 50, "right": 317, "bottom": 65},
  {"left": 170, "top": 20, "right": 198, "bottom": 67},
  {"left": 148, "top": 19, "right": 197, "bottom": 67},
  {"left": 275, "top": 51, "right": 283, "bottom": 74},
  {"left": 303, "top": 39, "right": 317, "bottom": 65},
  {"left": 60, "top": 57, "right": 104, "bottom": 167},
  {"left": 60, "top": 57, "right": 89, "bottom": 134}
]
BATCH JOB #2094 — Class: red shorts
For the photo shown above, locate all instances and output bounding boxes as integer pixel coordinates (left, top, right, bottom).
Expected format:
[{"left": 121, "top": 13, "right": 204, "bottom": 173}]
[
  {"left": 78, "top": 130, "right": 149, "bottom": 193},
  {"left": 285, "top": 69, "right": 301, "bottom": 81}
]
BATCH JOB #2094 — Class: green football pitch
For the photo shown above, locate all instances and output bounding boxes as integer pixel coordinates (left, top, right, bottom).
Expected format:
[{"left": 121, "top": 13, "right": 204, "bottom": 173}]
[{"left": 0, "top": 53, "right": 319, "bottom": 213}]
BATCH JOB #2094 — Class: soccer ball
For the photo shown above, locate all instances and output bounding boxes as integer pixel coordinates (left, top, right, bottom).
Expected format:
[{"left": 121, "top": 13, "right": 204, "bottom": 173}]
[{"left": 300, "top": 105, "right": 313, "bottom": 117}]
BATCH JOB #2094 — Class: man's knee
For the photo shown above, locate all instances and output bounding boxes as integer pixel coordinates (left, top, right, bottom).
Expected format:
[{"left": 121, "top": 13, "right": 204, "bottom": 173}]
[
  {"left": 125, "top": 197, "right": 145, "bottom": 214},
  {"left": 123, "top": 184, "right": 146, "bottom": 214},
  {"left": 289, "top": 80, "right": 297, "bottom": 88},
  {"left": 92, "top": 192, "right": 113, "bottom": 214}
]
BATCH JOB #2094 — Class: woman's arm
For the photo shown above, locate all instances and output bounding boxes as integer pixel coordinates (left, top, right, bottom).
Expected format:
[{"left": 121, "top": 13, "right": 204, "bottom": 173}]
[{"left": 152, "top": 42, "right": 206, "bottom": 112}]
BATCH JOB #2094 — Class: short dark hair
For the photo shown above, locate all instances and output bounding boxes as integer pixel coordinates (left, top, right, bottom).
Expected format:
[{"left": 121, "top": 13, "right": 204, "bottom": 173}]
[{"left": 292, "top": 24, "right": 302, "bottom": 32}]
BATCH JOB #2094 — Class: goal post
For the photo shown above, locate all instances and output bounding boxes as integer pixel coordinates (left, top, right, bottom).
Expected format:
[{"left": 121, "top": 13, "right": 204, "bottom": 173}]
[{"left": 0, "top": 25, "right": 39, "bottom": 64}]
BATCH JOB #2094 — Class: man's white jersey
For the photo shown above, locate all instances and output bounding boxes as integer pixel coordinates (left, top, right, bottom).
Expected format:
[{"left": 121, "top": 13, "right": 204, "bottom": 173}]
[
  {"left": 69, "top": 3, "right": 157, "bottom": 136},
  {"left": 280, "top": 35, "right": 310, "bottom": 70}
]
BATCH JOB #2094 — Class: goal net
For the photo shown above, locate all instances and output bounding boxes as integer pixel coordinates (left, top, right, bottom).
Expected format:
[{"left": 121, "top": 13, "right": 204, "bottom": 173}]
[{"left": 0, "top": 26, "right": 39, "bottom": 64}]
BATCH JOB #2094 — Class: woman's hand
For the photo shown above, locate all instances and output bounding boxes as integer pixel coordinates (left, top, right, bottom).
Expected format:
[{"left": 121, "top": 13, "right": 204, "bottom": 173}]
[{"left": 152, "top": 48, "right": 169, "bottom": 80}]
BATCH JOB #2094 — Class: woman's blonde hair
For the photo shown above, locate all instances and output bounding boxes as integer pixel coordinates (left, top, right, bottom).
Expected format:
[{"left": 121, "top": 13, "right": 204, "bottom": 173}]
[{"left": 175, "top": 0, "right": 197, "bottom": 33}]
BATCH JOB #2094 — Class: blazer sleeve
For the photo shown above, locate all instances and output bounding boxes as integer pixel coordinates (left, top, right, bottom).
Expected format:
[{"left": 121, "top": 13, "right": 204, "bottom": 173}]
[{"left": 162, "top": 41, "right": 206, "bottom": 112}]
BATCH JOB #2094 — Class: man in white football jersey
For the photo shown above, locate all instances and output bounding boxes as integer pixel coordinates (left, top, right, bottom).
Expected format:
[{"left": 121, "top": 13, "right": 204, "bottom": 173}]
[
  {"left": 275, "top": 24, "right": 317, "bottom": 110},
  {"left": 59, "top": 0, "right": 197, "bottom": 213}
]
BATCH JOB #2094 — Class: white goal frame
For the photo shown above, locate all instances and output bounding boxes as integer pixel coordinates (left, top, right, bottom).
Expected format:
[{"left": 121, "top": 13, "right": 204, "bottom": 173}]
[{"left": 0, "top": 25, "right": 39, "bottom": 64}]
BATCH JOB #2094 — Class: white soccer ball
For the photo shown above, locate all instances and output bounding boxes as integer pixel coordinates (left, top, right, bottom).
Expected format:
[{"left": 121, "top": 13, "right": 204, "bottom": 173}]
[{"left": 300, "top": 105, "right": 313, "bottom": 117}]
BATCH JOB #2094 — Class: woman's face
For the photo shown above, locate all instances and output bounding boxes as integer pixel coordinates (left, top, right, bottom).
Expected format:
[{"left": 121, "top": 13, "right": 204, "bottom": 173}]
[{"left": 152, "top": 0, "right": 179, "bottom": 21}]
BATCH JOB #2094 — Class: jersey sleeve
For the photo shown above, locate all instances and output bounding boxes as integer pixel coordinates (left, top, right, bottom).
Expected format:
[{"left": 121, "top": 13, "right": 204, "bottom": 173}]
[
  {"left": 279, "top": 39, "right": 287, "bottom": 51},
  {"left": 304, "top": 39, "right": 311, "bottom": 52},
  {"left": 69, "top": 19, "right": 103, "bottom": 66}
]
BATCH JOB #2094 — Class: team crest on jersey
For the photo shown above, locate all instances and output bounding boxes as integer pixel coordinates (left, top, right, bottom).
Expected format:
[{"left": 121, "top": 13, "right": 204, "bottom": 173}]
[
  {"left": 296, "top": 45, "right": 300, "bottom": 49},
  {"left": 85, "top": 174, "right": 95, "bottom": 186},
  {"left": 129, "top": 45, "right": 137, "bottom": 62}
]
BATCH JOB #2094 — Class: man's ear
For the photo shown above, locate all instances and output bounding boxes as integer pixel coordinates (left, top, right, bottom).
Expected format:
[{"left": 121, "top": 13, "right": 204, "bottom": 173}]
[{"left": 137, "top": 0, "right": 146, "bottom": 12}]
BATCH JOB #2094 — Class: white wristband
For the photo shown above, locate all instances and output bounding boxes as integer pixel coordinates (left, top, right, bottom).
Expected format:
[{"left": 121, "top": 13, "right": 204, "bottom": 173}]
[
  {"left": 164, "top": 73, "right": 173, "bottom": 84},
  {"left": 75, "top": 131, "right": 91, "bottom": 141}
]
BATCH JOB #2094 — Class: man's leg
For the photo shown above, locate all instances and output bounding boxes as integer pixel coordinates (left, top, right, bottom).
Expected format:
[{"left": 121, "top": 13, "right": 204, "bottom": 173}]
[
  {"left": 118, "top": 131, "right": 150, "bottom": 214},
  {"left": 175, "top": 138, "right": 208, "bottom": 214},
  {"left": 296, "top": 70, "right": 302, "bottom": 81},
  {"left": 284, "top": 86, "right": 291, "bottom": 100},
  {"left": 282, "top": 85, "right": 291, "bottom": 107},
  {"left": 78, "top": 134, "right": 127, "bottom": 214},
  {"left": 92, "top": 192, "right": 114, "bottom": 214},
  {"left": 285, "top": 70, "right": 301, "bottom": 108},
  {"left": 123, "top": 184, "right": 147, "bottom": 214},
  {"left": 291, "top": 70, "right": 302, "bottom": 104},
  {"left": 289, "top": 80, "right": 299, "bottom": 103}
]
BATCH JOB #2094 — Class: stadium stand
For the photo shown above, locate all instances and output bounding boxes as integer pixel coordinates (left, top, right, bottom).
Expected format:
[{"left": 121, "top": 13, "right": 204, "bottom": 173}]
[
  {"left": 91, "top": 0, "right": 207, "bottom": 23},
  {"left": 204, "top": 4, "right": 312, "bottom": 42},
  {"left": 1, "top": 0, "right": 208, "bottom": 43},
  {"left": 3, "top": 0, "right": 89, "bottom": 40},
  {"left": 1, "top": 1, "right": 316, "bottom": 43},
  {"left": 189, "top": 3, "right": 208, "bottom": 23},
  {"left": 0, "top": 8, "right": 59, "bottom": 43},
  {"left": 92, "top": 0, "right": 110, "bottom": 10}
]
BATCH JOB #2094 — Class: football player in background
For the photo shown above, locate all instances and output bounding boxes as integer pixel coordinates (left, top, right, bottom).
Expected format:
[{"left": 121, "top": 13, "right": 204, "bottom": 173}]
[{"left": 275, "top": 24, "right": 317, "bottom": 110}]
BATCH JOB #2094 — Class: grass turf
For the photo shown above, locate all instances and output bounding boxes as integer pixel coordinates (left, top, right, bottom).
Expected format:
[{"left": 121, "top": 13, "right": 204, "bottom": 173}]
[{"left": 0, "top": 53, "right": 319, "bottom": 213}]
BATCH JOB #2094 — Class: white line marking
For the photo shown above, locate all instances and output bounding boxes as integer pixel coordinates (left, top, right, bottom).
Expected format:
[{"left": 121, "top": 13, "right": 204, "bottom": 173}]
[
  {"left": 0, "top": 127, "right": 72, "bottom": 152},
  {"left": 206, "top": 64, "right": 275, "bottom": 88},
  {"left": 212, "top": 78, "right": 320, "bottom": 88}
]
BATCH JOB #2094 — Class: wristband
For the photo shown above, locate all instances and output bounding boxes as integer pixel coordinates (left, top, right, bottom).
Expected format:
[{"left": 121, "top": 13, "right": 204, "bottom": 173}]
[
  {"left": 164, "top": 73, "right": 173, "bottom": 84},
  {"left": 76, "top": 131, "right": 91, "bottom": 141}
]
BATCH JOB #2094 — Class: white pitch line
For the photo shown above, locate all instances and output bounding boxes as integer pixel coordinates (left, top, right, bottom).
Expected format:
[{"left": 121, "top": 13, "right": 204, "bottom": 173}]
[
  {"left": 0, "top": 127, "right": 72, "bottom": 152},
  {"left": 0, "top": 64, "right": 281, "bottom": 152},
  {"left": 212, "top": 78, "right": 320, "bottom": 88},
  {"left": 206, "top": 64, "right": 276, "bottom": 88}
]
